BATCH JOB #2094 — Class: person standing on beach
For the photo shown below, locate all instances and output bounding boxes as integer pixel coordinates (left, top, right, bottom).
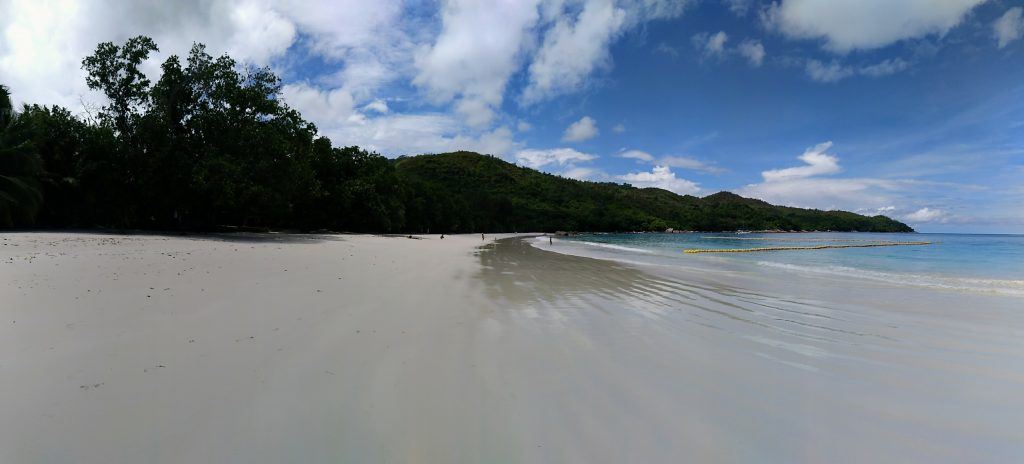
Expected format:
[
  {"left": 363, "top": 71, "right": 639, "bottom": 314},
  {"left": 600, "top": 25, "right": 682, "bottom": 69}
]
[
  {"left": 481, "top": 233, "right": 485, "bottom": 241},
  {"left": 549, "top": 237, "right": 553, "bottom": 245}
]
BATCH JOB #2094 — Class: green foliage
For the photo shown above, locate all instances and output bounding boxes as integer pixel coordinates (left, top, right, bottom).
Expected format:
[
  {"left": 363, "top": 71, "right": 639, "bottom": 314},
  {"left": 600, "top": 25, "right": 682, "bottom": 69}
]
[
  {"left": 394, "top": 152, "right": 914, "bottom": 233},
  {"left": 82, "top": 36, "right": 159, "bottom": 135},
  {"left": 0, "top": 37, "right": 914, "bottom": 234},
  {"left": 0, "top": 84, "right": 46, "bottom": 227}
]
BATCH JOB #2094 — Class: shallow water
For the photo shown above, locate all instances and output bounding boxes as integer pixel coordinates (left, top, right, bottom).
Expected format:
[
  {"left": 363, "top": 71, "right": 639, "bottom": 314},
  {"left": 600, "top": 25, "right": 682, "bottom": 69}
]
[
  {"left": 490, "top": 237, "right": 1024, "bottom": 462},
  {"left": 553, "top": 232, "right": 1024, "bottom": 296}
]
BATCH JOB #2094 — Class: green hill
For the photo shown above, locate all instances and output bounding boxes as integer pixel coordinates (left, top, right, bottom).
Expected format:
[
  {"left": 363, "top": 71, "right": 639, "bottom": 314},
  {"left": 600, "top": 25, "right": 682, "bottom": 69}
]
[{"left": 395, "top": 151, "right": 913, "bottom": 233}]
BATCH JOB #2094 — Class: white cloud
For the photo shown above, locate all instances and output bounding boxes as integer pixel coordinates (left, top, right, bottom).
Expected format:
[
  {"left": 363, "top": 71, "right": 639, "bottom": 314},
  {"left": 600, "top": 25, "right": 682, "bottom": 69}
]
[
  {"left": 693, "top": 30, "right": 729, "bottom": 57},
  {"left": 0, "top": 0, "right": 413, "bottom": 113},
  {"left": 562, "top": 116, "right": 600, "bottom": 142},
  {"left": 738, "top": 142, "right": 934, "bottom": 214},
  {"left": 805, "top": 59, "right": 854, "bottom": 82},
  {"left": 316, "top": 110, "right": 519, "bottom": 157},
  {"left": 619, "top": 149, "right": 724, "bottom": 173},
  {"left": 619, "top": 165, "right": 701, "bottom": 195},
  {"left": 0, "top": 0, "right": 302, "bottom": 110},
  {"left": 514, "top": 147, "right": 597, "bottom": 169},
  {"left": 737, "top": 39, "right": 765, "bottom": 66},
  {"left": 993, "top": 7, "right": 1024, "bottom": 49},
  {"left": 612, "top": 123, "right": 626, "bottom": 133},
  {"left": 739, "top": 177, "right": 900, "bottom": 211},
  {"left": 516, "top": 120, "right": 532, "bottom": 132},
  {"left": 413, "top": 0, "right": 541, "bottom": 127},
  {"left": 523, "top": 0, "right": 627, "bottom": 104},
  {"left": 521, "top": 0, "right": 688, "bottom": 104},
  {"left": 859, "top": 58, "right": 909, "bottom": 77},
  {"left": 807, "top": 57, "right": 912, "bottom": 82},
  {"left": 362, "top": 99, "right": 389, "bottom": 114},
  {"left": 280, "top": 83, "right": 356, "bottom": 123},
  {"left": 0, "top": 1, "right": 694, "bottom": 160},
  {"left": 762, "top": 0, "right": 986, "bottom": 52},
  {"left": 562, "top": 166, "right": 605, "bottom": 181},
  {"left": 660, "top": 155, "right": 725, "bottom": 174},
  {"left": 762, "top": 141, "right": 841, "bottom": 181},
  {"left": 722, "top": 0, "right": 753, "bottom": 16},
  {"left": 619, "top": 149, "right": 654, "bottom": 162},
  {"left": 903, "top": 207, "right": 948, "bottom": 223}
]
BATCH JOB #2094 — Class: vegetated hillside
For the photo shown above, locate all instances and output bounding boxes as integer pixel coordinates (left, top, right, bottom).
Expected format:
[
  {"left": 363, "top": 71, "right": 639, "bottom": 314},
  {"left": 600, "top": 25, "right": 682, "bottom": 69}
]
[{"left": 395, "top": 151, "right": 914, "bottom": 233}]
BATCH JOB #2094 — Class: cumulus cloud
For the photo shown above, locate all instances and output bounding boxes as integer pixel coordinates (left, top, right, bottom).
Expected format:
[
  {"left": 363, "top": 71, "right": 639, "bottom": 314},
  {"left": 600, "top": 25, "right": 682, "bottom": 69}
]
[
  {"left": 281, "top": 83, "right": 357, "bottom": 122},
  {"left": 562, "top": 116, "right": 600, "bottom": 142},
  {"left": 619, "top": 165, "right": 701, "bottom": 195},
  {"left": 514, "top": 147, "right": 597, "bottom": 169},
  {"left": 313, "top": 110, "right": 520, "bottom": 157},
  {"left": 993, "top": 7, "right": 1024, "bottom": 48},
  {"left": 739, "top": 177, "right": 901, "bottom": 211},
  {"left": 0, "top": 1, "right": 694, "bottom": 159},
  {"left": 0, "top": 0, "right": 300, "bottom": 109},
  {"left": 762, "top": 0, "right": 986, "bottom": 52},
  {"left": 737, "top": 39, "right": 765, "bottom": 66},
  {"left": 522, "top": 0, "right": 688, "bottom": 104},
  {"left": 413, "top": 0, "right": 540, "bottom": 127},
  {"left": 737, "top": 142, "right": 939, "bottom": 214},
  {"left": 902, "top": 207, "right": 948, "bottom": 223},
  {"left": 523, "top": 0, "right": 626, "bottom": 103},
  {"left": 762, "top": 141, "right": 841, "bottom": 181},
  {"left": 562, "top": 166, "right": 605, "bottom": 181},
  {"left": 612, "top": 123, "right": 626, "bottom": 133}
]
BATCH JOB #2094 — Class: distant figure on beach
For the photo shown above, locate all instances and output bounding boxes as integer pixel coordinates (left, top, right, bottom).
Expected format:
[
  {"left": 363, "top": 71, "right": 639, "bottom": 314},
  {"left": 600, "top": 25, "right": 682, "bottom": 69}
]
[
  {"left": 549, "top": 237, "right": 553, "bottom": 245},
  {"left": 440, "top": 234, "right": 445, "bottom": 239},
  {"left": 481, "top": 233, "right": 485, "bottom": 241}
]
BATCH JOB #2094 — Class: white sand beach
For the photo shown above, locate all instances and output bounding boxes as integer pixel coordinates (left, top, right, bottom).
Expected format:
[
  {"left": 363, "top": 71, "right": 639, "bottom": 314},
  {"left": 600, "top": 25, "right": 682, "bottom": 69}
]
[{"left": 2, "top": 232, "right": 1023, "bottom": 463}]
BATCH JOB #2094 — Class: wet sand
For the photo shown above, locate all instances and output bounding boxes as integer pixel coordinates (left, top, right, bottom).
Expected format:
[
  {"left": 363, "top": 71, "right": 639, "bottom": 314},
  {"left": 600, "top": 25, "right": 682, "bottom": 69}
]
[{"left": 2, "top": 233, "right": 1022, "bottom": 462}]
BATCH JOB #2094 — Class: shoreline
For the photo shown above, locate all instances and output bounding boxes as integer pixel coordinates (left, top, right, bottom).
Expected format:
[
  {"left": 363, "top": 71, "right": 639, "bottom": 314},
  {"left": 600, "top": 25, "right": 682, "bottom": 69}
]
[{"left": 537, "top": 234, "right": 1024, "bottom": 298}]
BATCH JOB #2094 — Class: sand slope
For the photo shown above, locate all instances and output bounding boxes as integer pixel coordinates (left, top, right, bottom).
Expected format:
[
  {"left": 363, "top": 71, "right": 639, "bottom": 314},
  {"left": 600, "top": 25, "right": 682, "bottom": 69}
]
[
  {"left": 3, "top": 232, "right": 1022, "bottom": 463},
  {"left": 1, "top": 233, "right": 527, "bottom": 462}
]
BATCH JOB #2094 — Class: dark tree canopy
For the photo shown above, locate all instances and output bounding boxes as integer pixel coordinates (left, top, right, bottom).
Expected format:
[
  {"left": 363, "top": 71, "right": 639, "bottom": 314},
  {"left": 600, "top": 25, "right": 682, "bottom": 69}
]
[{"left": 0, "top": 36, "right": 913, "bottom": 233}]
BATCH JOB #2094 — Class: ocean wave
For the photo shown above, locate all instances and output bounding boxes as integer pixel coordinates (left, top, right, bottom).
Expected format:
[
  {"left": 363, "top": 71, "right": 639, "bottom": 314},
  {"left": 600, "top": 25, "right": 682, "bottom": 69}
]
[
  {"left": 575, "top": 241, "right": 655, "bottom": 254},
  {"left": 756, "top": 261, "right": 1024, "bottom": 297}
]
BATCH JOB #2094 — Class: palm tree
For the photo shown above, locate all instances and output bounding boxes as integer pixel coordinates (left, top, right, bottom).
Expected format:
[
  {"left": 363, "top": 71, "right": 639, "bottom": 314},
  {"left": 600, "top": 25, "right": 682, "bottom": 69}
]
[{"left": 0, "top": 85, "right": 45, "bottom": 227}]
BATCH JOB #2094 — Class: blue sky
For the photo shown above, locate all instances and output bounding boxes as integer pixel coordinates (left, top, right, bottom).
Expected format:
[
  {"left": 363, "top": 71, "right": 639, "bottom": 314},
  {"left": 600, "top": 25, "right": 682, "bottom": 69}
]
[{"left": 2, "top": 0, "right": 1023, "bottom": 232}]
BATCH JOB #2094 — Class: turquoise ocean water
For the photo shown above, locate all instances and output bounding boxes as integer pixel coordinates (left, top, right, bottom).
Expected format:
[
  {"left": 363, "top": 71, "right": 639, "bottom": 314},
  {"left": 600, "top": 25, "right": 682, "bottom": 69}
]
[{"left": 554, "top": 232, "right": 1024, "bottom": 296}]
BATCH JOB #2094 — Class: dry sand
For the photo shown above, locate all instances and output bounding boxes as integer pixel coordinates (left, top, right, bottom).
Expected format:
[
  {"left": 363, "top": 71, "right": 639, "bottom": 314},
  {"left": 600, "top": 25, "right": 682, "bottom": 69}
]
[
  {"left": 2, "top": 232, "right": 522, "bottom": 462},
  {"left": 2, "top": 232, "right": 1022, "bottom": 463}
]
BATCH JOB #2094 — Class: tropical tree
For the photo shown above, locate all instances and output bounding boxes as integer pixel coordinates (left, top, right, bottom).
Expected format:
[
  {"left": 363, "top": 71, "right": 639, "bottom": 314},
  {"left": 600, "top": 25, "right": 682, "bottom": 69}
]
[{"left": 0, "top": 85, "right": 45, "bottom": 227}]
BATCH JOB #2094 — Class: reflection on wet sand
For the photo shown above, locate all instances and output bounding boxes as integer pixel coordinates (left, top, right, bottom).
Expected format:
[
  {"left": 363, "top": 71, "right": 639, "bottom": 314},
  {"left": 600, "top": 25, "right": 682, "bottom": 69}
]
[{"left": 475, "top": 238, "right": 1024, "bottom": 462}]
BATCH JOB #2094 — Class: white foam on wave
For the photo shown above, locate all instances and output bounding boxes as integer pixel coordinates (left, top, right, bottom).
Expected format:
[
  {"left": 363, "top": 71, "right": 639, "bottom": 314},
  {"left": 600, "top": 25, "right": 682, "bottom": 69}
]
[
  {"left": 577, "top": 241, "right": 655, "bottom": 254},
  {"left": 756, "top": 260, "right": 1024, "bottom": 297}
]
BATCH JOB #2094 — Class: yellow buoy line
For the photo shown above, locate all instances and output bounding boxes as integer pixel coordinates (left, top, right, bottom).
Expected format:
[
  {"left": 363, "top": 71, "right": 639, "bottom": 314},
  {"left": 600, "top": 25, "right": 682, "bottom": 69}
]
[
  {"left": 701, "top": 236, "right": 897, "bottom": 242},
  {"left": 683, "top": 241, "right": 932, "bottom": 254}
]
